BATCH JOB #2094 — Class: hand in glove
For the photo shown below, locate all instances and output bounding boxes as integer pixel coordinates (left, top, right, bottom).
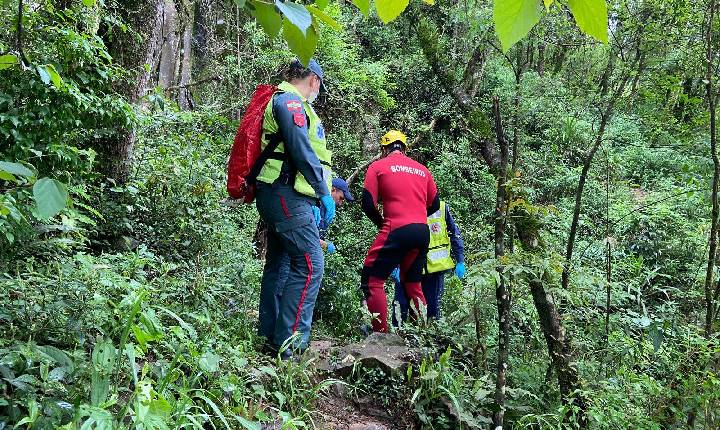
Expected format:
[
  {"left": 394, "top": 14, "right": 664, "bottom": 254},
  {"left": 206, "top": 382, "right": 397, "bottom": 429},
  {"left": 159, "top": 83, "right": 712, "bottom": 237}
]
[
  {"left": 326, "top": 241, "right": 336, "bottom": 254},
  {"left": 312, "top": 206, "right": 321, "bottom": 226},
  {"left": 320, "top": 194, "right": 336, "bottom": 225},
  {"left": 390, "top": 267, "right": 401, "bottom": 283},
  {"left": 455, "top": 262, "right": 466, "bottom": 279}
]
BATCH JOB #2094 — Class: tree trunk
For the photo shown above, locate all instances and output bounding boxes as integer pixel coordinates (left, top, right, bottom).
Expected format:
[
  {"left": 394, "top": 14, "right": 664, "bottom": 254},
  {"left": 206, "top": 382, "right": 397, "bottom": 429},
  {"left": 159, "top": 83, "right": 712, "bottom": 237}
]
[
  {"left": 529, "top": 278, "right": 588, "bottom": 423},
  {"left": 704, "top": 0, "right": 719, "bottom": 338},
  {"left": 157, "top": 0, "right": 179, "bottom": 89},
  {"left": 492, "top": 96, "right": 511, "bottom": 429},
  {"left": 101, "top": 0, "right": 166, "bottom": 183},
  {"left": 178, "top": 1, "right": 196, "bottom": 110},
  {"left": 537, "top": 42, "right": 545, "bottom": 77},
  {"left": 561, "top": 50, "right": 633, "bottom": 293}
]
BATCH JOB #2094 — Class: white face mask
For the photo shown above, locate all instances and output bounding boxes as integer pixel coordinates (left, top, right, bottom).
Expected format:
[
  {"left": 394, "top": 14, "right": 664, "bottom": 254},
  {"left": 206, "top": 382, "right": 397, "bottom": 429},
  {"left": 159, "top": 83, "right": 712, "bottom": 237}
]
[{"left": 308, "top": 90, "right": 319, "bottom": 104}]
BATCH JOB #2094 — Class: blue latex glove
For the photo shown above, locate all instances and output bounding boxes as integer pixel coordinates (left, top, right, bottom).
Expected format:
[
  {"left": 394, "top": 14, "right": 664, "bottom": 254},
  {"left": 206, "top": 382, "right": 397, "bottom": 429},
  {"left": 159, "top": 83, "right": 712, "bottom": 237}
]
[
  {"left": 320, "top": 194, "right": 336, "bottom": 225},
  {"left": 390, "top": 267, "right": 401, "bottom": 283},
  {"left": 455, "top": 262, "right": 466, "bottom": 279},
  {"left": 326, "top": 241, "right": 336, "bottom": 254},
  {"left": 311, "top": 206, "right": 321, "bottom": 226}
]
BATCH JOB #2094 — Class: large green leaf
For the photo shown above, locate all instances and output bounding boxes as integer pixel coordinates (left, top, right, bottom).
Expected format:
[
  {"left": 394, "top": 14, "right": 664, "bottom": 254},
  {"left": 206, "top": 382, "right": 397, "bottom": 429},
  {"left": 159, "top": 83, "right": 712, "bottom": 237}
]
[
  {"left": 351, "top": 0, "right": 370, "bottom": 16},
  {"left": 283, "top": 19, "right": 318, "bottom": 65},
  {"left": 252, "top": 1, "right": 282, "bottom": 39},
  {"left": 0, "top": 161, "right": 34, "bottom": 177},
  {"left": 33, "top": 178, "right": 68, "bottom": 219},
  {"left": 0, "top": 54, "right": 18, "bottom": 70},
  {"left": 275, "top": 0, "right": 312, "bottom": 34},
  {"left": 375, "top": 0, "right": 409, "bottom": 24},
  {"left": 567, "top": 0, "right": 608, "bottom": 43},
  {"left": 315, "top": 0, "right": 329, "bottom": 10},
  {"left": 307, "top": 5, "right": 341, "bottom": 31},
  {"left": 493, "top": 0, "right": 542, "bottom": 52},
  {"left": 37, "top": 64, "right": 64, "bottom": 89}
]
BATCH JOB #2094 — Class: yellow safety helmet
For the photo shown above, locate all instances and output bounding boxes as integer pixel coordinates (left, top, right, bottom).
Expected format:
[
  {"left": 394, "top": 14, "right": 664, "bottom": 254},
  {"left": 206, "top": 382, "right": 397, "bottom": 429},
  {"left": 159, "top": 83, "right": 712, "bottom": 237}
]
[{"left": 380, "top": 130, "right": 408, "bottom": 147}]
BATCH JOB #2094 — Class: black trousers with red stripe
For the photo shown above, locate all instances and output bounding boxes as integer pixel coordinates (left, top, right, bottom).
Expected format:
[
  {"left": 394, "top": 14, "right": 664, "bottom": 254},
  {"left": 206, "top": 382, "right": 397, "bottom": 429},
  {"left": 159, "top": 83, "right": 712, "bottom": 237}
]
[
  {"left": 361, "top": 223, "right": 430, "bottom": 332},
  {"left": 256, "top": 182, "right": 324, "bottom": 352}
]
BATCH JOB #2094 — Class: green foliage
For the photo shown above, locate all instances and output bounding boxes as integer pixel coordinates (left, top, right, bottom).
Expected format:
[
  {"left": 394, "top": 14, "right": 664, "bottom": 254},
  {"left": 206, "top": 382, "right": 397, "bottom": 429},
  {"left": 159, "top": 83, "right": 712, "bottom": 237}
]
[{"left": 3, "top": 0, "right": 720, "bottom": 428}]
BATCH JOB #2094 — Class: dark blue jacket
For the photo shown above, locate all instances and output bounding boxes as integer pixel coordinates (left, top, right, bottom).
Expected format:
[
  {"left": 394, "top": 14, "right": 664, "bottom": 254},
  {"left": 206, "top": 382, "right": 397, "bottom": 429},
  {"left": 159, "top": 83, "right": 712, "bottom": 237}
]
[{"left": 272, "top": 92, "right": 329, "bottom": 197}]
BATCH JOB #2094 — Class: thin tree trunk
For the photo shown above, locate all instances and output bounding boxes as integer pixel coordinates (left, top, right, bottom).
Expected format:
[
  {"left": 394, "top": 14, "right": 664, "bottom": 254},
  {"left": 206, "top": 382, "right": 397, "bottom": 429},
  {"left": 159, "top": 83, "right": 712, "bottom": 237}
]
[
  {"left": 537, "top": 42, "right": 545, "bottom": 77},
  {"left": 704, "top": 0, "right": 719, "bottom": 338},
  {"left": 560, "top": 109, "right": 611, "bottom": 292},
  {"left": 178, "top": 1, "right": 196, "bottom": 110},
  {"left": 492, "top": 96, "right": 510, "bottom": 429},
  {"left": 605, "top": 147, "right": 612, "bottom": 344},
  {"left": 561, "top": 51, "right": 633, "bottom": 292}
]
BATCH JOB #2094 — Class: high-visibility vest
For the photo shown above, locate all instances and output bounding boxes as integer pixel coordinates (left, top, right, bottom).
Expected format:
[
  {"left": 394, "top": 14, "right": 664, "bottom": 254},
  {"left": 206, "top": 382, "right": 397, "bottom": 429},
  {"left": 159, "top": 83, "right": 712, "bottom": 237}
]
[
  {"left": 426, "top": 201, "right": 455, "bottom": 273},
  {"left": 256, "top": 81, "right": 332, "bottom": 197}
]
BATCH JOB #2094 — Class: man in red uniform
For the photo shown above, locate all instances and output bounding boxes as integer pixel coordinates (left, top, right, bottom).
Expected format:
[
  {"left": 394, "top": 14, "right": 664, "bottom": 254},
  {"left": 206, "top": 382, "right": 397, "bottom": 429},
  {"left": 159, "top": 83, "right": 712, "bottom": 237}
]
[{"left": 361, "top": 130, "right": 440, "bottom": 332}]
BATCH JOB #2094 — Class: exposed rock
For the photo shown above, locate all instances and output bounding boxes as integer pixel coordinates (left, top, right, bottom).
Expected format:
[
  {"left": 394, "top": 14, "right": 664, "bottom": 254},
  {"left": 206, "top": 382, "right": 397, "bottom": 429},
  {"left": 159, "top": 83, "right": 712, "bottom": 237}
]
[{"left": 320, "top": 332, "right": 416, "bottom": 377}]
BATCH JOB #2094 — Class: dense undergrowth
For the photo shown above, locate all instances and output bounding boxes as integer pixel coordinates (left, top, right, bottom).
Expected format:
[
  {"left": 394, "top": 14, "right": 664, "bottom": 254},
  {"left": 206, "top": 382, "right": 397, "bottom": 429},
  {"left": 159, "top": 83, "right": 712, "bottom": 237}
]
[{"left": 3, "top": 0, "right": 720, "bottom": 429}]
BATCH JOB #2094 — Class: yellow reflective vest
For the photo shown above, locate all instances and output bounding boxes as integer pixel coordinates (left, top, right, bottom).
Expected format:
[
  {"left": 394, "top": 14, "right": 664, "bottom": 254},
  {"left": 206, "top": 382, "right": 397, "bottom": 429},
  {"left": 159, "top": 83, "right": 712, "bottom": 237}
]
[
  {"left": 256, "top": 81, "right": 332, "bottom": 197},
  {"left": 426, "top": 201, "right": 455, "bottom": 273}
]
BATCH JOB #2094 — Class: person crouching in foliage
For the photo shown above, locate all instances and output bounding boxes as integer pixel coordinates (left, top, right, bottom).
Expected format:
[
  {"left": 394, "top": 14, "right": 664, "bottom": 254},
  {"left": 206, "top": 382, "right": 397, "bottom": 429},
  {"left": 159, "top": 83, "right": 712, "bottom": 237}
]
[
  {"left": 391, "top": 200, "right": 466, "bottom": 326},
  {"left": 360, "top": 130, "right": 440, "bottom": 332},
  {"left": 255, "top": 59, "right": 335, "bottom": 358}
]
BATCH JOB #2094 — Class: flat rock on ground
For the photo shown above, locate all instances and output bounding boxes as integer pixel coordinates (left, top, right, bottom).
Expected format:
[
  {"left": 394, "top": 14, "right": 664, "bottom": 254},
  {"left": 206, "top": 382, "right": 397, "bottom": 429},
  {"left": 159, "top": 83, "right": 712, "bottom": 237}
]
[{"left": 316, "top": 332, "right": 416, "bottom": 377}]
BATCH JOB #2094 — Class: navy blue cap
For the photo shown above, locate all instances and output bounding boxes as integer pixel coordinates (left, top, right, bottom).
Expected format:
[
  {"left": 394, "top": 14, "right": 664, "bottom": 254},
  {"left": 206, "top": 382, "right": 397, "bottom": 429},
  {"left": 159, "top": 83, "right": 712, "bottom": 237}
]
[
  {"left": 291, "top": 58, "right": 326, "bottom": 93},
  {"left": 332, "top": 178, "right": 354, "bottom": 202}
]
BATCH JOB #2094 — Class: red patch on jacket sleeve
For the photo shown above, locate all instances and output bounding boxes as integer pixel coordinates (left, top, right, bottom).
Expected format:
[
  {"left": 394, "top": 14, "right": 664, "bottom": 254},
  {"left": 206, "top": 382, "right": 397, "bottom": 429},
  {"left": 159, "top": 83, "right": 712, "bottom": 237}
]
[{"left": 293, "top": 113, "right": 306, "bottom": 127}]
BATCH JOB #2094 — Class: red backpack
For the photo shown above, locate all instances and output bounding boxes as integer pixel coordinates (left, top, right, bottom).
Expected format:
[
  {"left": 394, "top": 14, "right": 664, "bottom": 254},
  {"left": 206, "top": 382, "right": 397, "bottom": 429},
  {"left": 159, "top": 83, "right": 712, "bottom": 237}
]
[{"left": 226, "top": 84, "right": 283, "bottom": 202}]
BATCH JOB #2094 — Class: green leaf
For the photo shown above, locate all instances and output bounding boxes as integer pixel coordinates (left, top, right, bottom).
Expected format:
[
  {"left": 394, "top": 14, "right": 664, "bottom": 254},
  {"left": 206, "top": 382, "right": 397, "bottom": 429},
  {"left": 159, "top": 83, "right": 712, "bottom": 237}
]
[
  {"left": 0, "top": 171, "right": 15, "bottom": 181},
  {"left": 275, "top": 0, "right": 312, "bottom": 34},
  {"left": 0, "top": 54, "right": 18, "bottom": 70},
  {"left": 282, "top": 19, "right": 318, "bottom": 66},
  {"left": 493, "top": 0, "right": 542, "bottom": 52},
  {"left": 375, "top": 0, "right": 409, "bottom": 24},
  {"left": 567, "top": 0, "right": 608, "bottom": 43},
  {"left": 199, "top": 351, "right": 221, "bottom": 373},
  {"left": 252, "top": 1, "right": 282, "bottom": 39},
  {"left": 315, "top": 0, "right": 329, "bottom": 10},
  {"left": 0, "top": 161, "right": 34, "bottom": 177},
  {"left": 33, "top": 178, "right": 68, "bottom": 219},
  {"left": 37, "top": 64, "right": 64, "bottom": 89},
  {"left": 82, "top": 0, "right": 96, "bottom": 6},
  {"left": 234, "top": 0, "right": 246, "bottom": 7},
  {"left": 38, "top": 65, "right": 51, "bottom": 84},
  {"left": 45, "top": 64, "right": 64, "bottom": 89},
  {"left": 351, "top": 0, "right": 369, "bottom": 16},
  {"left": 543, "top": 0, "right": 553, "bottom": 9},
  {"left": 307, "top": 5, "right": 341, "bottom": 31}
]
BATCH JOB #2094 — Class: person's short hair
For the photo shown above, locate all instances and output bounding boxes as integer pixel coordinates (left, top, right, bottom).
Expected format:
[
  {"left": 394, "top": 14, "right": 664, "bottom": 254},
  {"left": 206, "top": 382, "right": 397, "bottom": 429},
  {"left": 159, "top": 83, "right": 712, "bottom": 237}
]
[
  {"left": 283, "top": 60, "right": 315, "bottom": 82},
  {"left": 386, "top": 142, "right": 406, "bottom": 152}
]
